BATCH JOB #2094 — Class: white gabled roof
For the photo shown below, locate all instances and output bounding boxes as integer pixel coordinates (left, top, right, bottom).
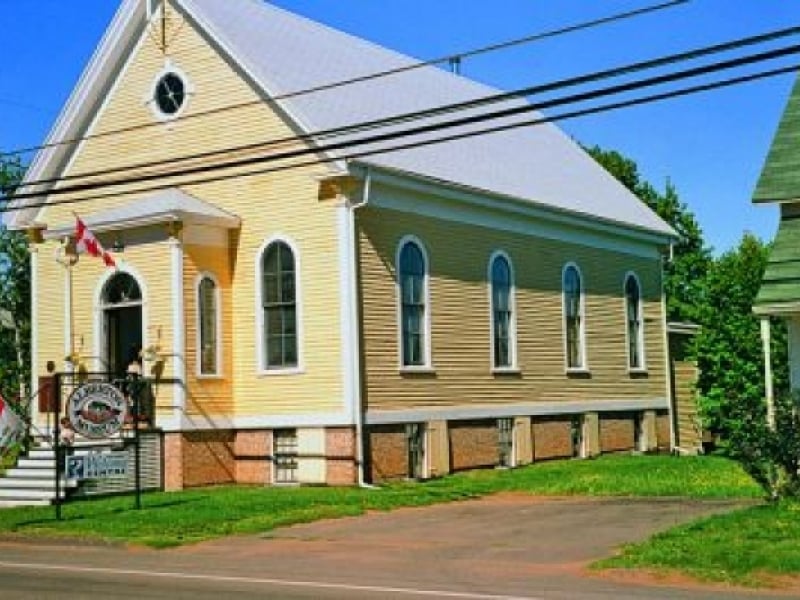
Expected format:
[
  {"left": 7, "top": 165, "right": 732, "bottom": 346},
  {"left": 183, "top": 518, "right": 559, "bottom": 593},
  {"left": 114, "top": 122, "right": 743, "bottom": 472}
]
[
  {"left": 44, "top": 188, "right": 240, "bottom": 238},
  {"left": 12, "top": 0, "right": 675, "bottom": 240}
]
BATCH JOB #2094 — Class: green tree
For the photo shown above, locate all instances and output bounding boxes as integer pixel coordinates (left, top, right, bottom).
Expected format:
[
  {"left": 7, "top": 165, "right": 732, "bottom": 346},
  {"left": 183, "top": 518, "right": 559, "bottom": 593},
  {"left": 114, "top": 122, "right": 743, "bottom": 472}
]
[
  {"left": 0, "top": 157, "right": 30, "bottom": 404},
  {"left": 586, "top": 146, "right": 711, "bottom": 323},
  {"left": 694, "top": 234, "right": 788, "bottom": 445}
]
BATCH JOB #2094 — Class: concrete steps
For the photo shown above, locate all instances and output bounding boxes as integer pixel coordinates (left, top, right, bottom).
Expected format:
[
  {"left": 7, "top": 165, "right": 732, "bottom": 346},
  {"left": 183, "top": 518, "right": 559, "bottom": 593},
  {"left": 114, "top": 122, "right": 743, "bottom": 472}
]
[{"left": 0, "top": 439, "right": 112, "bottom": 508}]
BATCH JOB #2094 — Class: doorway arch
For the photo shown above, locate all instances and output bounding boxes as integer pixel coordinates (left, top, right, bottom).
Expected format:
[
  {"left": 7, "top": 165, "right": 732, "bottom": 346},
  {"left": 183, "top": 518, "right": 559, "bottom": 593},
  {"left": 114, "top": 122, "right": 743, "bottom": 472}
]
[{"left": 100, "top": 272, "right": 144, "bottom": 377}]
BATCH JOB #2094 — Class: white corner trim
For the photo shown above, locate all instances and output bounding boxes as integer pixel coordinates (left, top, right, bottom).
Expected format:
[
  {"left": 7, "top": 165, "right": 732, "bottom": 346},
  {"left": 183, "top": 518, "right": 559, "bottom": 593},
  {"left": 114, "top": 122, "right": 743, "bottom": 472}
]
[
  {"left": 365, "top": 397, "right": 670, "bottom": 425},
  {"left": 561, "top": 261, "right": 588, "bottom": 371},
  {"left": 661, "top": 264, "right": 676, "bottom": 451},
  {"left": 193, "top": 271, "right": 223, "bottom": 378},
  {"left": 487, "top": 249, "right": 517, "bottom": 370},
  {"left": 337, "top": 204, "right": 357, "bottom": 423},
  {"left": 395, "top": 235, "right": 432, "bottom": 369},
  {"left": 170, "top": 237, "right": 186, "bottom": 415},
  {"left": 29, "top": 246, "right": 39, "bottom": 424},
  {"left": 254, "top": 234, "right": 304, "bottom": 372}
]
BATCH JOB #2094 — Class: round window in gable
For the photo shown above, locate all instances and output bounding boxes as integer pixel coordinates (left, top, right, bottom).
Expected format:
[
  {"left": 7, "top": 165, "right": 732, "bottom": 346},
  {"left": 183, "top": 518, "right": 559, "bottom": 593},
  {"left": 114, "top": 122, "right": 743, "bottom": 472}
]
[{"left": 154, "top": 72, "right": 186, "bottom": 117}]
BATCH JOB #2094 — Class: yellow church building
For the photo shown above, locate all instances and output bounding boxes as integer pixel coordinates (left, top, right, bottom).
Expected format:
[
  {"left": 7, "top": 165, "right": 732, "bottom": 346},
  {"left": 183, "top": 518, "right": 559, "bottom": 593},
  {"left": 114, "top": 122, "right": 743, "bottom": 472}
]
[{"left": 10, "top": 0, "right": 677, "bottom": 490}]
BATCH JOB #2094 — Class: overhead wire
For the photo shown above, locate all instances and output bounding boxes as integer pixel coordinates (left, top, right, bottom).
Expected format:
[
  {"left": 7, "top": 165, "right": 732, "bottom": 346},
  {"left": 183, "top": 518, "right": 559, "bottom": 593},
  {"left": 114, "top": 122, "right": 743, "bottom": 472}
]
[
  {"left": 0, "top": 0, "right": 690, "bottom": 159},
  {"left": 5, "top": 60, "right": 795, "bottom": 217},
  {"left": 8, "top": 26, "right": 800, "bottom": 194},
  {"left": 7, "top": 40, "right": 799, "bottom": 204}
]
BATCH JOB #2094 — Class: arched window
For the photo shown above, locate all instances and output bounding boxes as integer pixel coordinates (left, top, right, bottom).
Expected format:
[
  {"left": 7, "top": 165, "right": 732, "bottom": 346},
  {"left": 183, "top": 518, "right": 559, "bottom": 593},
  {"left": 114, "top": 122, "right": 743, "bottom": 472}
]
[
  {"left": 262, "top": 241, "right": 297, "bottom": 369},
  {"left": 490, "top": 253, "right": 515, "bottom": 369},
  {"left": 197, "top": 275, "right": 219, "bottom": 375},
  {"left": 625, "top": 273, "right": 645, "bottom": 370},
  {"left": 398, "top": 238, "right": 428, "bottom": 367},
  {"left": 102, "top": 272, "right": 142, "bottom": 305},
  {"left": 563, "top": 264, "right": 585, "bottom": 369}
]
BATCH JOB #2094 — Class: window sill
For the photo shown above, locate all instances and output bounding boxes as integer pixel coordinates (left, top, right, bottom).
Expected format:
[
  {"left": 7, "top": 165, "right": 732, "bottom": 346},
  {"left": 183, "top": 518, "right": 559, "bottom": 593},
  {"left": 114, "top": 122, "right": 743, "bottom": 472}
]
[
  {"left": 565, "top": 367, "right": 592, "bottom": 378},
  {"left": 196, "top": 374, "right": 224, "bottom": 381},
  {"left": 492, "top": 367, "right": 521, "bottom": 376},
  {"left": 258, "top": 367, "right": 305, "bottom": 377},
  {"left": 399, "top": 366, "right": 436, "bottom": 375},
  {"left": 628, "top": 368, "right": 649, "bottom": 377}
]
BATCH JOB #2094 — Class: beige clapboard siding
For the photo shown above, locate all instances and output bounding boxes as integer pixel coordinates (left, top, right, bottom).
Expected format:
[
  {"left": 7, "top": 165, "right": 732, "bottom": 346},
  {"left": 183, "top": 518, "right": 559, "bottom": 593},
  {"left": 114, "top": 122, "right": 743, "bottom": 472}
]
[
  {"left": 37, "top": 4, "right": 343, "bottom": 418},
  {"left": 357, "top": 206, "right": 667, "bottom": 411},
  {"left": 183, "top": 243, "right": 233, "bottom": 416}
]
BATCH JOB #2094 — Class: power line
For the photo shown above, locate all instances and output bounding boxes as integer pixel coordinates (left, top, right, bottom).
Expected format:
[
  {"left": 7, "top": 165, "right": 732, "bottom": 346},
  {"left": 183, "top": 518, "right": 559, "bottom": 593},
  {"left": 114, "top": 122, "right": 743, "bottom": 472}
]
[
  {"left": 6, "top": 61, "right": 795, "bottom": 218},
  {"left": 8, "top": 41, "right": 799, "bottom": 203},
  {"left": 0, "top": 0, "right": 689, "bottom": 159},
  {"left": 10, "top": 26, "right": 800, "bottom": 194}
]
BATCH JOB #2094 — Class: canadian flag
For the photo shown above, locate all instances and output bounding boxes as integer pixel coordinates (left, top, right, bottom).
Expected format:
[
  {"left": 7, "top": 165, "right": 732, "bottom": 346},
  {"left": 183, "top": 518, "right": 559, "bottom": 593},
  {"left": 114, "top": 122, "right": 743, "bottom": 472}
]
[{"left": 75, "top": 215, "right": 116, "bottom": 268}]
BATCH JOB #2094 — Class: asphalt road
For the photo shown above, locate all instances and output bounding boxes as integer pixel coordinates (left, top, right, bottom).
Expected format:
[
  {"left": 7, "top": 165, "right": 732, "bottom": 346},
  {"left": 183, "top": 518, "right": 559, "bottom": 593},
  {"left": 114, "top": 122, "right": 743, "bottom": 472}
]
[{"left": 0, "top": 495, "right": 791, "bottom": 599}]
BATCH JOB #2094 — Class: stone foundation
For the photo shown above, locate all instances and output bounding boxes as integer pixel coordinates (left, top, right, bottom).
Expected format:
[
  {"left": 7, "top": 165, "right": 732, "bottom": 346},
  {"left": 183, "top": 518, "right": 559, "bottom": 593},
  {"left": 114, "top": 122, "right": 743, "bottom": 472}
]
[
  {"left": 449, "top": 420, "right": 499, "bottom": 472},
  {"left": 532, "top": 416, "right": 574, "bottom": 460},
  {"left": 162, "top": 426, "right": 357, "bottom": 490},
  {"left": 367, "top": 424, "right": 407, "bottom": 482},
  {"left": 600, "top": 412, "right": 636, "bottom": 453}
]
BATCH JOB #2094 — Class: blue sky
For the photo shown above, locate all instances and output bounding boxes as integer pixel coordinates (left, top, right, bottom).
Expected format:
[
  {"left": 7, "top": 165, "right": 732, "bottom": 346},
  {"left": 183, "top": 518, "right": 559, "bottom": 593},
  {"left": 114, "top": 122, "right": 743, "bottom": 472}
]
[{"left": 0, "top": 0, "right": 796, "bottom": 253}]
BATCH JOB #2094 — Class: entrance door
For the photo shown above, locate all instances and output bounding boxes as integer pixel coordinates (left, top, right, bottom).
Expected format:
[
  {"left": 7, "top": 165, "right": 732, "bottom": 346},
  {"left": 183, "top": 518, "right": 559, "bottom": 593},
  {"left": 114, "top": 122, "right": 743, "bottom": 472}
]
[
  {"left": 106, "top": 306, "right": 142, "bottom": 377},
  {"left": 101, "top": 272, "right": 144, "bottom": 377}
]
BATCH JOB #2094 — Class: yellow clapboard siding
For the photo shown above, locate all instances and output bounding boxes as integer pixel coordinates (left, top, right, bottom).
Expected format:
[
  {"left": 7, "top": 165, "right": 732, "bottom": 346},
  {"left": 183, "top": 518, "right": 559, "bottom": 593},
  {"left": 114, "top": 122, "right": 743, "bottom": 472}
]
[
  {"left": 36, "top": 2, "right": 343, "bottom": 419},
  {"left": 183, "top": 243, "right": 233, "bottom": 416},
  {"left": 357, "top": 206, "right": 667, "bottom": 411}
]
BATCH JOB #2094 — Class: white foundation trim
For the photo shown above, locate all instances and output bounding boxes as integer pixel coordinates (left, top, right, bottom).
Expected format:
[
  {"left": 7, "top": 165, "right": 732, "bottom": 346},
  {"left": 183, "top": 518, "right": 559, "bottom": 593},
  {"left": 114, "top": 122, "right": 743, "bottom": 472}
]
[
  {"left": 156, "top": 410, "right": 354, "bottom": 432},
  {"left": 365, "top": 397, "right": 669, "bottom": 425}
]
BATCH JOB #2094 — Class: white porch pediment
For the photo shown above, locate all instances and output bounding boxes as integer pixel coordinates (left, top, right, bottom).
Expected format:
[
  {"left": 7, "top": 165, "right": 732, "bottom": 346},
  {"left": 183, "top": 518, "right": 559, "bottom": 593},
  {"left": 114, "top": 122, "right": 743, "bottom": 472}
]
[{"left": 43, "top": 188, "right": 241, "bottom": 239}]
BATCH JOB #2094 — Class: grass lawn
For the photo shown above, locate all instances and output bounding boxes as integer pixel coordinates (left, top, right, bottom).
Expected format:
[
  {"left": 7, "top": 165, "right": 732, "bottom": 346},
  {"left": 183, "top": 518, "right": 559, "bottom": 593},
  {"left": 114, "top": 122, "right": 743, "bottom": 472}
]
[
  {"left": 597, "top": 501, "right": 800, "bottom": 587},
  {"left": 0, "top": 455, "right": 758, "bottom": 548}
]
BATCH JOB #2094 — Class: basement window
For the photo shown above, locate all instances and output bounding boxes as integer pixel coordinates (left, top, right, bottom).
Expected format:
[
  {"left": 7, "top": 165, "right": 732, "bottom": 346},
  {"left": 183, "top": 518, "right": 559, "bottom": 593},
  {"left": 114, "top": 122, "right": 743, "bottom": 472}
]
[{"left": 273, "top": 429, "right": 298, "bottom": 484}]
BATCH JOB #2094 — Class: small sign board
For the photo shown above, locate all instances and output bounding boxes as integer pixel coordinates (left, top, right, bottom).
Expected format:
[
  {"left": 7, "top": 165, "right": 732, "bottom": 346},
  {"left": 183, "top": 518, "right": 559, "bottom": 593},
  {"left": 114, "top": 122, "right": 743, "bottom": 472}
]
[
  {"left": 66, "top": 451, "right": 128, "bottom": 481},
  {"left": 67, "top": 382, "right": 127, "bottom": 439}
]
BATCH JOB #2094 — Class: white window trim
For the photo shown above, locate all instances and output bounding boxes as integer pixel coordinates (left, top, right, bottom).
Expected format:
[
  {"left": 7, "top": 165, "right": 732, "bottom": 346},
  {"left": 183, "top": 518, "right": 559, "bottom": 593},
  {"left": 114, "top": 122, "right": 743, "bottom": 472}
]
[
  {"left": 195, "top": 272, "right": 223, "bottom": 379},
  {"left": 145, "top": 59, "right": 195, "bottom": 122},
  {"left": 395, "top": 235, "right": 433, "bottom": 371},
  {"left": 624, "top": 271, "right": 647, "bottom": 373},
  {"left": 562, "top": 261, "right": 588, "bottom": 373},
  {"left": 255, "top": 235, "right": 304, "bottom": 376},
  {"left": 487, "top": 250, "right": 518, "bottom": 372}
]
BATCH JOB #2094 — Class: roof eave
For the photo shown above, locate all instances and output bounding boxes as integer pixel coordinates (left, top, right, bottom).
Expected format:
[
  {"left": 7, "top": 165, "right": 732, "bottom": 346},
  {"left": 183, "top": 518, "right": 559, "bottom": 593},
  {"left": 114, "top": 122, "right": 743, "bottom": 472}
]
[{"left": 349, "top": 160, "right": 677, "bottom": 247}]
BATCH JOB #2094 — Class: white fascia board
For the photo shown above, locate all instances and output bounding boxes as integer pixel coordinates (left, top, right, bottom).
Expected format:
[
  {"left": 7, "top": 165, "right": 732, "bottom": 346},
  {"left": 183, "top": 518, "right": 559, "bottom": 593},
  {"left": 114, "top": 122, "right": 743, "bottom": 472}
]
[
  {"left": 366, "top": 398, "right": 670, "bottom": 425},
  {"left": 350, "top": 162, "right": 676, "bottom": 251},
  {"left": 44, "top": 211, "right": 239, "bottom": 239},
  {"left": 753, "top": 302, "right": 800, "bottom": 317},
  {"left": 9, "top": 0, "right": 146, "bottom": 231},
  {"left": 360, "top": 171, "right": 667, "bottom": 260},
  {"left": 174, "top": 0, "right": 346, "bottom": 176}
]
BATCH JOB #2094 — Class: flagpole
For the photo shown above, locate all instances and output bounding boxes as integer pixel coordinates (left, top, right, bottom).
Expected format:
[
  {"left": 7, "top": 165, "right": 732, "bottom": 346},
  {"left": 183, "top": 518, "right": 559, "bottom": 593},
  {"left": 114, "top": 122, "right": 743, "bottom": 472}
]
[{"left": 55, "top": 237, "right": 78, "bottom": 373}]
